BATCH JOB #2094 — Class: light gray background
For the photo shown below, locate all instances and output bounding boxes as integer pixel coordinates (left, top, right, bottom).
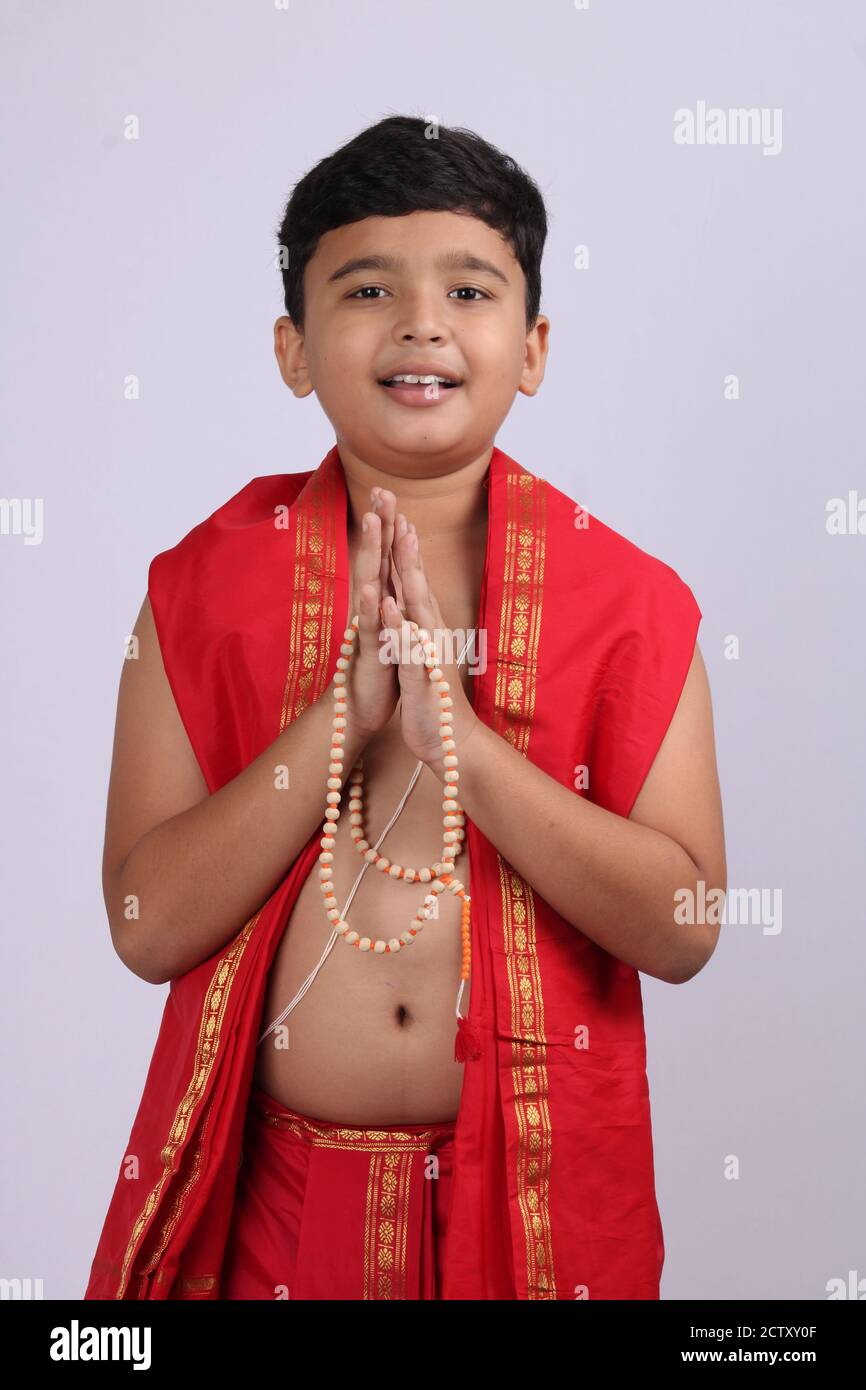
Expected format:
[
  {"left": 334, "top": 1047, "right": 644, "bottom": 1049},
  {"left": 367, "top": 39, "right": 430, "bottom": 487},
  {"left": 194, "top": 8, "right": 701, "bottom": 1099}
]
[{"left": 2, "top": 0, "right": 863, "bottom": 1301}]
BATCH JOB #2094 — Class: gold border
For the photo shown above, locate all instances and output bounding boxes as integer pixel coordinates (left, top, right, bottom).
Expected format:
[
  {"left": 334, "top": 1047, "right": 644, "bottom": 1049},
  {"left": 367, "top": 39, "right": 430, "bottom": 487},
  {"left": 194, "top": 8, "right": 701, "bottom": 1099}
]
[
  {"left": 256, "top": 1106, "right": 452, "bottom": 1153},
  {"left": 116, "top": 457, "right": 339, "bottom": 1299},
  {"left": 176, "top": 1275, "right": 217, "bottom": 1294},
  {"left": 280, "top": 454, "right": 339, "bottom": 731},
  {"left": 363, "top": 1151, "right": 413, "bottom": 1299},
  {"left": 116, "top": 911, "right": 261, "bottom": 1297},
  {"left": 138, "top": 1044, "right": 221, "bottom": 1278},
  {"left": 493, "top": 471, "right": 557, "bottom": 1299}
]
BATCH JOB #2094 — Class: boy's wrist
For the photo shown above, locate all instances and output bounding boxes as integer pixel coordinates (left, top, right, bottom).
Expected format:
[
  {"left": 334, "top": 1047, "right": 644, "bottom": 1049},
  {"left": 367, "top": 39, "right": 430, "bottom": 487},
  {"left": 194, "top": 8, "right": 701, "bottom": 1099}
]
[{"left": 424, "top": 710, "right": 485, "bottom": 782}]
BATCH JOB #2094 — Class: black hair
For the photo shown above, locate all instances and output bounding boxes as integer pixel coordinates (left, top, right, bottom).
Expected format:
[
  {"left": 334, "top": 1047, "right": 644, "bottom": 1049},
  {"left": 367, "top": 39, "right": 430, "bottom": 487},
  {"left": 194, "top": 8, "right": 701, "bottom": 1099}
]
[{"left": 275, "top": 114, "right": 548, "bottom": 332}]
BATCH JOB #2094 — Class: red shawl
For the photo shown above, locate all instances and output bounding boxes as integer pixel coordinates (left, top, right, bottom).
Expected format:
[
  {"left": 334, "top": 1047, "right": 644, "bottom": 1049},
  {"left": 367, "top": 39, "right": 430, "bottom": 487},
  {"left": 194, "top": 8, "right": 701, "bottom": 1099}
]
[{"left": 85, "top": 443, "right": 701, "bottom": 1300}]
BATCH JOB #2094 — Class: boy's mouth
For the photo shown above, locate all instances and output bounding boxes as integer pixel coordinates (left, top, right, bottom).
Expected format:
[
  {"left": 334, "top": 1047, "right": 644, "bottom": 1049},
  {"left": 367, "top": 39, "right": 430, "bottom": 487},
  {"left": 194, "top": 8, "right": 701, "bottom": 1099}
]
[{"left": 377, "top": 372, "right": 463, "bottom": 407}]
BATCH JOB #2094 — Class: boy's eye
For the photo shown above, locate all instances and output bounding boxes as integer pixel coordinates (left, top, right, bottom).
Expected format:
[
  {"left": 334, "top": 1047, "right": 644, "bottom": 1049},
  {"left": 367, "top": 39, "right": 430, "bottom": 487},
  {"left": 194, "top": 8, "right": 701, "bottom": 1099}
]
[{"left": 347, "top": 285, "right": 489, "bottom": 301}]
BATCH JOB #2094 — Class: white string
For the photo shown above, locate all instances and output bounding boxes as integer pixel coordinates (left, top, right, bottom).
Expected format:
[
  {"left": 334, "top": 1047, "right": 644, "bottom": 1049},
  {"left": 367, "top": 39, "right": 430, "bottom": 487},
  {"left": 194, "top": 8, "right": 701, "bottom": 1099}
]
[{"left": 256, "top": 628, "right": 475, "bottom": 1047}]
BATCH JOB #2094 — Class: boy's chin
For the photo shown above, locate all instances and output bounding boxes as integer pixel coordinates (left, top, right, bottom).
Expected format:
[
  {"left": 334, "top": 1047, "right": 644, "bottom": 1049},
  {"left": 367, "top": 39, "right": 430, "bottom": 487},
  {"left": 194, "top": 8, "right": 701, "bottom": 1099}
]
[
  {"left": 350, "top": 426, "right": 479, "bottom": 465},
  {"left": 371, "top": 414, "right": 468, "bottom": 443}
]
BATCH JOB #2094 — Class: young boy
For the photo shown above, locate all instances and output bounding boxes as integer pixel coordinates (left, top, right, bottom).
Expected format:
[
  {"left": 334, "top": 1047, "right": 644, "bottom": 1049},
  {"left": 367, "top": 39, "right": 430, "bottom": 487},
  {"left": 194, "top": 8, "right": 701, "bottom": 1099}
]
[{"left": 86, "top": 115, "right": 725, "bottom": 1301}]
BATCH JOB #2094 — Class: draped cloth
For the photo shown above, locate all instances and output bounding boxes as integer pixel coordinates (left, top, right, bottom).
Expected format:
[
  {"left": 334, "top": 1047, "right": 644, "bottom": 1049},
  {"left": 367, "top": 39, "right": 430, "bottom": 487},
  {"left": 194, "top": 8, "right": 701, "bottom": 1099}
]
[
  {"left": 220, "top": 1085, "right": 457, "bottom": 1300},
  {"left": 84, "top": 443, "right": 701, "bottom": 1300}
]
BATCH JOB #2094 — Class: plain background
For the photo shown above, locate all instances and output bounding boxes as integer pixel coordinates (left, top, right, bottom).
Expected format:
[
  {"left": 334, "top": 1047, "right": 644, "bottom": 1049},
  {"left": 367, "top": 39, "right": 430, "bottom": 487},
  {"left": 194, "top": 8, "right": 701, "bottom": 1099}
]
[{"left": 2, "top": 0, "right": 864, "bottom": 1300}]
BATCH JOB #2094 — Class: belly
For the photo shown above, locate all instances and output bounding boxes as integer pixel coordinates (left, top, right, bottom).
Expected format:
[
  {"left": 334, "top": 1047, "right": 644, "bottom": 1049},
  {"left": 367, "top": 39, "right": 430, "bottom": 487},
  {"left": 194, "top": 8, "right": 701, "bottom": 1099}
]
[{"left": 254, "top": 752, "right": 472, "bottom": 1126}]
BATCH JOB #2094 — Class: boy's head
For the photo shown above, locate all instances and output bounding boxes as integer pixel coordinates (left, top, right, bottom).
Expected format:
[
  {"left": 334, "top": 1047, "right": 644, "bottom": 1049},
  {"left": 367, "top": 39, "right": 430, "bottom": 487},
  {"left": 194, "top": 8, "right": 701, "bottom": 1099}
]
[{"left": 273, "top": 115, "right": 550, "bottom": 477}]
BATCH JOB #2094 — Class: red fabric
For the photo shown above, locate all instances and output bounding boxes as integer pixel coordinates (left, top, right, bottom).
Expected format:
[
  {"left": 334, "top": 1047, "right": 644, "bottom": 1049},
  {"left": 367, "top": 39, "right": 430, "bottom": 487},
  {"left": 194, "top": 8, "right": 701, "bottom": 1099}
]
[
  {"left": 84, "top": 443, "right": 701, "bottom": 1300},
  {"left": 220, "top": 1086, "right": 457, "bottom": 1300}
]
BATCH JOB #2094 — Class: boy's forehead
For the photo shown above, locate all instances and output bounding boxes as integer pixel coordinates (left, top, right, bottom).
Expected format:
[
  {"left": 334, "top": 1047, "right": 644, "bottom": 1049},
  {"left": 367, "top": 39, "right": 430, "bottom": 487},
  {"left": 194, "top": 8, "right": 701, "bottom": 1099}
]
[{"left": 308, "top": 210, "right": 520, "bottom": 285}]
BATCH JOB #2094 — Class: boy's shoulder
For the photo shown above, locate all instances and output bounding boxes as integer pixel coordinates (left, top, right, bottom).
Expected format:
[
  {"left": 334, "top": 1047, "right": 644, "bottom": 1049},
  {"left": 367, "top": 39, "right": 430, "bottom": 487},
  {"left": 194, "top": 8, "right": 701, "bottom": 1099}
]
[
  {"left": 148, "top": 470, "right": 311, "bottom": 582},
  {"left": 183, "top": 470, "right": 312, "bottom": 538}
]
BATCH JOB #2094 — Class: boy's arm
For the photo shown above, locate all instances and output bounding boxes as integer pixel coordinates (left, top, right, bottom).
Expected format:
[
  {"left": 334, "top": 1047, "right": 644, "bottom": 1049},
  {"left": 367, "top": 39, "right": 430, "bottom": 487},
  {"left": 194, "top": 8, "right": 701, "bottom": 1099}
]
[
  {"left": 447, "top": 644, "right": 726, "bottom": 984},
  {"left": 103, "top": 594, "right": 368, "bottom": 985}
]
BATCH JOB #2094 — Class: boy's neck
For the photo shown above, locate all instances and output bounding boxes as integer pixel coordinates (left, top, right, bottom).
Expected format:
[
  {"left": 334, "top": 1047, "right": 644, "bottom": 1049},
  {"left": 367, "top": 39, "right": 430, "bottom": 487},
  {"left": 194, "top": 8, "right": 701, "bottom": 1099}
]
[{"left": 337, "top": 443, "right": 492, "bottom": 544}]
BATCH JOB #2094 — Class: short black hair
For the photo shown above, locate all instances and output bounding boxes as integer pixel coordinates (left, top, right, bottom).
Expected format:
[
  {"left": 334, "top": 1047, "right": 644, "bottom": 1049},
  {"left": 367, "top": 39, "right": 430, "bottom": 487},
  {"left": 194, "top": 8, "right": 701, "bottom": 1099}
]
[{"left": 275, "top": 114, "right": 548, "bottom": 333}]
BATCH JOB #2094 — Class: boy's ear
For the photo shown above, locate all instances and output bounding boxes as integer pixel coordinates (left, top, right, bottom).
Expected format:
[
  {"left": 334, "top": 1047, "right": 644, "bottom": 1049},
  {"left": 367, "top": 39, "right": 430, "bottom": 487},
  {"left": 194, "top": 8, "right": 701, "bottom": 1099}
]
[
  {"left": 518, "top": 314, "right": 550, "bottom": 399},
  {"left": 274, "top": 315, "right": 315, "bottom": 398}
]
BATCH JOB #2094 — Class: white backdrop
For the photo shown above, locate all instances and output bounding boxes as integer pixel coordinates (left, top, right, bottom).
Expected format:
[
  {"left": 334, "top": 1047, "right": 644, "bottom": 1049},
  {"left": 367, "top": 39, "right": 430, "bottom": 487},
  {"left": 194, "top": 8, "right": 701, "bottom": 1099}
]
[{"left": 1, "top": 0, "right": 864, "bottom": 1299}]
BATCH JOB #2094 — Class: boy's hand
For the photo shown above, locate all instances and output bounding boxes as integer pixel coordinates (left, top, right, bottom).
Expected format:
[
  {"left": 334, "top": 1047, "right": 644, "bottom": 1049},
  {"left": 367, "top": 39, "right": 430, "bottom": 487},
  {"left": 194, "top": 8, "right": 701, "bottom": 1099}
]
[
  {"left": 381, "top": 519, "right": 481, "bottom": 776},
  {"left": 344, "top": 488, "right": 401, "bottom": 743}
]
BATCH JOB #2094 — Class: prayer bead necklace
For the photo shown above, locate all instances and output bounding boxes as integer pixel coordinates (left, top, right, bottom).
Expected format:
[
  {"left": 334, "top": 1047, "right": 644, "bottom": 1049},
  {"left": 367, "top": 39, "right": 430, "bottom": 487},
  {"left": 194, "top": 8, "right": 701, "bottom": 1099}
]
[
  {"left": 348, "top": 765, "right": 466, "bottom": 879},
  {"left": 319, "top": 615, "right": 472, "bottom": 985}
]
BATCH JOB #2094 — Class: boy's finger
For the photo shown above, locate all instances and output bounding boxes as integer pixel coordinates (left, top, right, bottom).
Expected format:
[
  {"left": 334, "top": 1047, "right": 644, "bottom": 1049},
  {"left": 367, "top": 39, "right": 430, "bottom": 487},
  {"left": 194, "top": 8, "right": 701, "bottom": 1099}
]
[
  {"left": 393, "top": 526, "right": 425, "bottom": 593},
  {"left": 357, "top": 582, "right": 380, "bottom": 631},
  {"left": 354, "top": 512, "right": 387, "bottom": 609},
  {"left": 387, "top": 514, "right": 408, "bottom": 608},
  {"left": 406, "top": 521, "right": 426, "bottom": 574},
  {"left": 394, "top": 531, "right": 438, "bottom": 637},
  {"left": 355, "top": 583, "right": 388, "bottom": 663},
  {"left": 369, "top": 492, "right": 389, "bottom": 592},
  {"left": 379, "top": 489, "right": 397, "bottom": 548},
  {"left": 372, "top": 488, "right": 397, "bottom": 587}
]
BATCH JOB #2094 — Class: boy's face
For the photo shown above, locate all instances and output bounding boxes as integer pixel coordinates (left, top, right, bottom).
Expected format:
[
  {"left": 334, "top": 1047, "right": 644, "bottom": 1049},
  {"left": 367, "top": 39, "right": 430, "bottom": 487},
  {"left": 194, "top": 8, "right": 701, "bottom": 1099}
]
[{"left": 274, "top": 210, "right": 548, "bottom": 474}]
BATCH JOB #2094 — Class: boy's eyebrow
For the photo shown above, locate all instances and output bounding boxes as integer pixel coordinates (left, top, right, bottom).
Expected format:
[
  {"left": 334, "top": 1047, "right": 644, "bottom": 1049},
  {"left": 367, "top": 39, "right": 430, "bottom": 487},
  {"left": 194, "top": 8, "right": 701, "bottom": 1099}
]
[{"left": 327, "top": 251, "right": 510, "bottom": 287}]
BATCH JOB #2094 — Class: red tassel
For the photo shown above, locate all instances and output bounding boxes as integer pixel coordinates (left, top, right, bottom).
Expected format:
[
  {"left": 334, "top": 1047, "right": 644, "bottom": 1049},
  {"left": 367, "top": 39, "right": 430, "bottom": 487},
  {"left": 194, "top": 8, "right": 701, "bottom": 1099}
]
[{"left": 454, "top": 1014, "right": 482, "bottom": 1063}]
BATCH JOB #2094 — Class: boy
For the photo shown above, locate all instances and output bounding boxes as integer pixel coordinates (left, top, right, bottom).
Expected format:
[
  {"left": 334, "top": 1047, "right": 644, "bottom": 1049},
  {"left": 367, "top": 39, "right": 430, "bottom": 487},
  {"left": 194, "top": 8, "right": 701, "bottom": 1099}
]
[{"left": 86, "top": 115, "right": 725, "bottom": 1301}]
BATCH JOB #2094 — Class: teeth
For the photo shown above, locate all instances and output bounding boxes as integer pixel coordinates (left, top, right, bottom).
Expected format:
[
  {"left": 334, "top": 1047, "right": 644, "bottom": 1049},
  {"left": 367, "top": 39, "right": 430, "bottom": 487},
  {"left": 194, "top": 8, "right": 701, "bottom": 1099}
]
[{"left": 386, "top": 374, "right": 456, "bottom": 385}]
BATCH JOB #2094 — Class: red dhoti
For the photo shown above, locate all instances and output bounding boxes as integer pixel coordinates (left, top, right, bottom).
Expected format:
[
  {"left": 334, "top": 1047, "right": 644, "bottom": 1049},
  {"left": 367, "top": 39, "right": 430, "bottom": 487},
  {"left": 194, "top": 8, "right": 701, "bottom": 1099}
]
[{"left": 220, "top": 1085, "right": 457, "bottom": 1300}]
